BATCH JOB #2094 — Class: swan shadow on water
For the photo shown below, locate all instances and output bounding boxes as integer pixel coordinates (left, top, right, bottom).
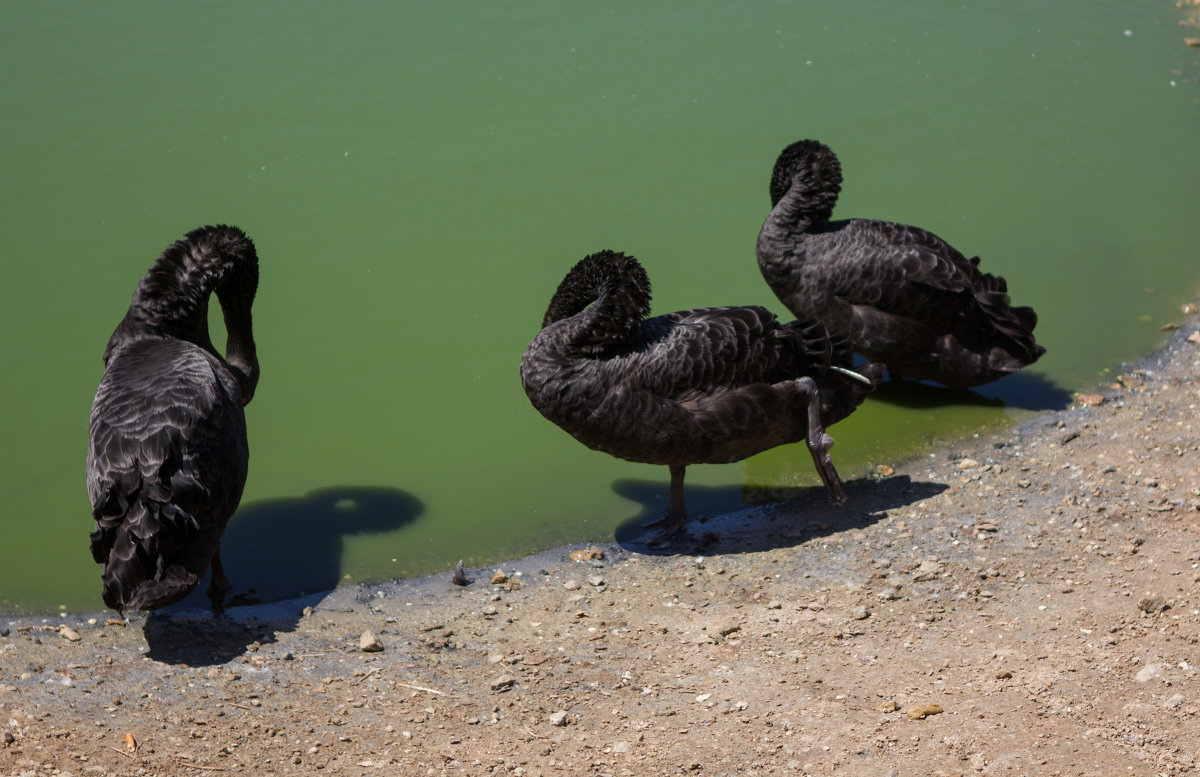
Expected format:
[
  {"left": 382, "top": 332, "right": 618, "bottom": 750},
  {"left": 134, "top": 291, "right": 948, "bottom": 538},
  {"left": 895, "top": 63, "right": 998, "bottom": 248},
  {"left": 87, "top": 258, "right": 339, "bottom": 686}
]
[
  {"left": 869, "top": 369, "right": 1073, "bottom": 413},
  {"left": 143, "top": 485, "right": 423, "bottom": 665},
  {"left": 613, "top": 474, "right": 947, "bottom": 557}
]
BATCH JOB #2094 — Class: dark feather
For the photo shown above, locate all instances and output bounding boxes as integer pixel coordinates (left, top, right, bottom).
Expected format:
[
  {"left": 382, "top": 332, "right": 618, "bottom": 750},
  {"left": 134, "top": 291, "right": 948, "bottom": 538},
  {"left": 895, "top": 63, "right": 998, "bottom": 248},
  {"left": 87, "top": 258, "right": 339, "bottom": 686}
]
[
  {"left": 86, "top": 225, "right": 259, "bottom": 612},
  {"left": 520, "top": 250, "right": 882, "bottom": 542},
  {"left": 757, "top": 139, "right": 1045, "bottom": 388}
]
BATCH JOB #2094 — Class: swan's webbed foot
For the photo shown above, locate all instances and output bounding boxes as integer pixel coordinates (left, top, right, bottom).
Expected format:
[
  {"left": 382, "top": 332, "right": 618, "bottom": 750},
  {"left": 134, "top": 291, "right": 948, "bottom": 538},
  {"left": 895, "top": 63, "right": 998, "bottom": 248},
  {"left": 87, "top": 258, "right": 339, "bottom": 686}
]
[
  {"left": 640, "top": 464, "right": 689, "bottom": 545},
  {"left": 641, "top": 512, "right": 685, "bottom": 546},
  {"left": 806, "top": 431, "right": 847, "bottom": 505}
]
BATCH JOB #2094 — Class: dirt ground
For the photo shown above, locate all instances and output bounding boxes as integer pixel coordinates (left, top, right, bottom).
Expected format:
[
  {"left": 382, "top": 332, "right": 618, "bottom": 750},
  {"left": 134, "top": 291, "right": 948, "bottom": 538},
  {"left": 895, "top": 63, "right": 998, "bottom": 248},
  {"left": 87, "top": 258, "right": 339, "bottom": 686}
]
[{"left": 4, "top": 308, "right": 1200, "bottom": 777}]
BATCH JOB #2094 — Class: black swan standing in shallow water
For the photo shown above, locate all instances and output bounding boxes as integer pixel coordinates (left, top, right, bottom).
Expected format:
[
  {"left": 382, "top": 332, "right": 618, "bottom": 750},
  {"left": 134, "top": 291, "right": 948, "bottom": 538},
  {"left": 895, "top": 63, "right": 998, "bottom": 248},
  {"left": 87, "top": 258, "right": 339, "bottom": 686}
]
[
  {"left": 520, "top": 250, "right": 884, "bottom": 543},
  {"left": 756, "top": 139, "right": 1045, "bottom": 389},
  {"left": 86, "top": 225, "right": 259, "bottom": 613}
]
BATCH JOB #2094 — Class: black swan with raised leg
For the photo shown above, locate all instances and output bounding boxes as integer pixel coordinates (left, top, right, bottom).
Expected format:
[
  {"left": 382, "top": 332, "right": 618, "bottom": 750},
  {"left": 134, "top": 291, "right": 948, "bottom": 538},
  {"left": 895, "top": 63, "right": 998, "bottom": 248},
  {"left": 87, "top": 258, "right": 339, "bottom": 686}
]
[
  {"left": 87, "top": 225, "right": 260, "bottom": 613},
  {"left": 756, "top": 139, "right": 1044, "bottom": 389},
  {"left": 520, "top": 250, "right": 883, "bottom": 543}
]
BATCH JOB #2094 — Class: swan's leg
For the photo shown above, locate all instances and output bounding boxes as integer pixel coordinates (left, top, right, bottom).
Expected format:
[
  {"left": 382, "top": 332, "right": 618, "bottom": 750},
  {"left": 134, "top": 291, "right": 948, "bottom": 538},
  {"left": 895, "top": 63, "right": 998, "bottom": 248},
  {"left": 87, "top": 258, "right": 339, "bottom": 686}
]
[
  {"left": 207, "top": 547, "right": 231, "bottom": 613},
  {"left": 796, "top": 377, "right": 847, "bottom": 505},
  {"left": 642, "top": 464, "right": 688, "bottom": 544}
]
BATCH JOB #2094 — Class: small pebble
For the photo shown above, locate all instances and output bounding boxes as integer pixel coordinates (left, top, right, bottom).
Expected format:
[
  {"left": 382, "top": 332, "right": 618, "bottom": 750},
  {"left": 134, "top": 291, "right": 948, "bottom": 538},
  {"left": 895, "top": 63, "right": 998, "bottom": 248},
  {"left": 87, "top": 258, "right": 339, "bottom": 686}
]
[
  {"left": 491, "top": 569, "right": 509, "bottom": 585},
  {"left": 1137, "top": 596, "right": 1167, "bottom": 614},
  {"left": 359, "top": 631, "right": 384, "bottom": 653},
  {"left": 564, "top": 579, "right": 581, "bottom": 591},
  {"left": 710, "top": 620, "right": 741, "bottom": 637},
  {"left": 1135, "top": 664, "right": 1164, "bottom": 683},
  {"left": 912, "top": 560, "right": 943, "bottom": 582},
  {"left": 906, "top": 703, "right": 944, "bottom": 720},
  {"left": 490, "top": 675, "right": 515, "bottom": 692},
  {"left": 548, "top": 710, "right": 569, "bottom": 726},
  {"left": 851, "top": 606, "right": 870, "bottom": 621}
]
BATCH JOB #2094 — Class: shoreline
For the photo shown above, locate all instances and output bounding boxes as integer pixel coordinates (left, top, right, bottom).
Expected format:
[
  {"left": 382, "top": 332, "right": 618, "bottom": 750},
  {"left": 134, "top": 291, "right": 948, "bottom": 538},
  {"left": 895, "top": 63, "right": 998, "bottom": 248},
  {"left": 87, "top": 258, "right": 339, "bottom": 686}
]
[
  {"left": 7, "top": 308, "right": 1191, "bottom": 627},
  {"left": 3, "top": 305, "right": 1198, "bottom": 775}
]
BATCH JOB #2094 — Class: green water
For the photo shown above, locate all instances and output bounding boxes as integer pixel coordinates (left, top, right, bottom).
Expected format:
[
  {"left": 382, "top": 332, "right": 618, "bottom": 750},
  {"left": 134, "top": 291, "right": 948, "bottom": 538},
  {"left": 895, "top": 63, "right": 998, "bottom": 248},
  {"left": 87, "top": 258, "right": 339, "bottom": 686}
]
[{"left": 2, "top": 1, "right": 1198, "bottom": 614}]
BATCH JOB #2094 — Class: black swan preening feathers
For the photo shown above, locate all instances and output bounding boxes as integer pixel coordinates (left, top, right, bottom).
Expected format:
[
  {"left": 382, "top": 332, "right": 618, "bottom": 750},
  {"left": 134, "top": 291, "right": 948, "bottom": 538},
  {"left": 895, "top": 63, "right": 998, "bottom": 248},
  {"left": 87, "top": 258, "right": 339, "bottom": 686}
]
[
  {"left": 757, "top": 139, "right": 1045, "bottom": 389},
  {"left": 520, "top": 250, "right": 883, "bottom": 543},
  {"left": 86, "top": 225, "right": 259, "bottom": 613}
]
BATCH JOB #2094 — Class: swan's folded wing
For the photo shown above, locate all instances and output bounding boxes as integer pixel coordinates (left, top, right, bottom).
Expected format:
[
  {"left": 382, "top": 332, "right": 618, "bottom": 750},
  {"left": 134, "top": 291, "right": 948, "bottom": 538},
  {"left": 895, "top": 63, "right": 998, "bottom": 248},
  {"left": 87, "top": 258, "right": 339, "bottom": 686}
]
[
  {"left": 611, "top": 306, "right": 786, "bottom": 398},
  {"left": 87, "top": 342, "right": 247, "bottom": 561},
  {"left": 823, "top": 219, "right": 985, "bottom": 320}
]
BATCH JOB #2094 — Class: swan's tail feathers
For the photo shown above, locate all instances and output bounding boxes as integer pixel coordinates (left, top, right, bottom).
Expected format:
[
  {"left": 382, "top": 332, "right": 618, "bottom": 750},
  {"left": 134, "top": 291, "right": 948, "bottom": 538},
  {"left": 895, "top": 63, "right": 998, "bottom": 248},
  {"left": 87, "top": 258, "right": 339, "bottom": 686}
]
[
  {"left": 975, "top": 289, "right": 1045, "bottom": 367},
  {"left": 966, "top": 260, "right": 1045, "bottom": 367},
  {"left": 90, "top": 486, "right": 204, "bottom": 612}
]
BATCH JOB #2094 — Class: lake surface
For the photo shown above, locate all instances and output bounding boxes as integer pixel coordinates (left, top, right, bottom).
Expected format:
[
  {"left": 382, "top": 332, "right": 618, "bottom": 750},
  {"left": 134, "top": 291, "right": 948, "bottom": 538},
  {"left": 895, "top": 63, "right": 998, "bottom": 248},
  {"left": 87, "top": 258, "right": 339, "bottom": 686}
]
[{"left": 2, "top": 1, "right": 1198, "bottom": 614}]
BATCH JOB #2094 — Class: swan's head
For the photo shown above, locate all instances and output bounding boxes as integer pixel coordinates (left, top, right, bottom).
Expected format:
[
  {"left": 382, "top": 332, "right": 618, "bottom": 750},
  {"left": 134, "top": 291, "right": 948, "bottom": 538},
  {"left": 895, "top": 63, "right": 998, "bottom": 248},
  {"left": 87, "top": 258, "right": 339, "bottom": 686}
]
[
  {"left": 541, "top": 250, "right": 651, "bottom": 329},
  {"left": 230, "top": 358, "right": 259, "bottom": 405},
  {"left": 768, "top": 139, "right": 843, "bottom": 208}
]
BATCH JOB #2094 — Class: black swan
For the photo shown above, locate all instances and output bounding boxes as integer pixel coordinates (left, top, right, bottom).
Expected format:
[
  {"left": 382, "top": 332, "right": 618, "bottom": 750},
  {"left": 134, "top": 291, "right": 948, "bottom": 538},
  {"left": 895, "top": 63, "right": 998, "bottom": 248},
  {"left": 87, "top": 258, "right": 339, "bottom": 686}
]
[
  {"left": 86, "top": 225, "right": 260, "bottom": 613},
  {"left": 520, "top": 250, "right": 883, "bottom": 543},
  {"left": 756, "top": 139, "right": 1045, "bottom": 389}
]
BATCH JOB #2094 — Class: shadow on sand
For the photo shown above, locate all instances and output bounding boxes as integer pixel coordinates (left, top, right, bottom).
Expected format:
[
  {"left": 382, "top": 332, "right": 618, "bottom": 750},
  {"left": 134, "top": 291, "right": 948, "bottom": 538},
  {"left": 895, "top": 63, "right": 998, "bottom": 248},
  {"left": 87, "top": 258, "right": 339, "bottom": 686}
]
[
  {"left": 613, "top": 474, "right": 947, "bottom": 556},
  {"left": 143, "top": 485, "right": 423, "bottom": 666}
]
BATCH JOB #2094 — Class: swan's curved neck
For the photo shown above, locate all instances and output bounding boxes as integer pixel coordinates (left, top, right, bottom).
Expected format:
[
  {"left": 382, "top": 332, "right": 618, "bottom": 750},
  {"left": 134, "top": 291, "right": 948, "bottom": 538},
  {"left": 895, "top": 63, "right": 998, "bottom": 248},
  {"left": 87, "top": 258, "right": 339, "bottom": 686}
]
[
  {"left": 766, "top": 141, "right": 843, "bottom": 232},
  {"left": 541, "top": 251, "right": 651, "bottom": 351},
  {"left": 107, "top": 225, "right": 260, "bottom": 399}
]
